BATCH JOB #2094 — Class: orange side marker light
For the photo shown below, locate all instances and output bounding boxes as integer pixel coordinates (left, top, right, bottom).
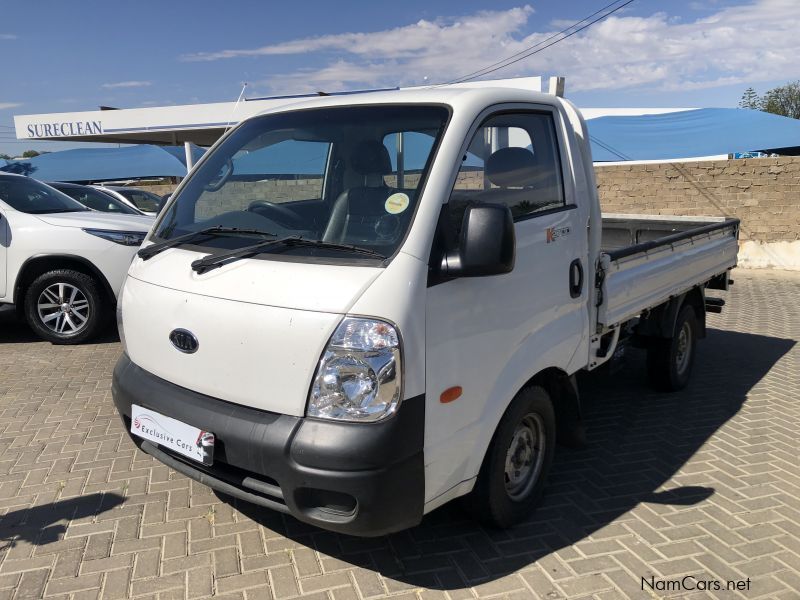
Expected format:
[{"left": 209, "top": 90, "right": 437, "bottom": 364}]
[{"left": 440, "top": 386, "right": 463, "bottom": 404}]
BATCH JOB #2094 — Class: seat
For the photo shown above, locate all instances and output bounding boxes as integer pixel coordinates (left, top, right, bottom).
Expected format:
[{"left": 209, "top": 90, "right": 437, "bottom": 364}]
[
  {"left": 323, "top": 141, "right": 402, "bottom": 245},
  {"left": 477, "top": 146, "right": 562, "bottom": 215}
]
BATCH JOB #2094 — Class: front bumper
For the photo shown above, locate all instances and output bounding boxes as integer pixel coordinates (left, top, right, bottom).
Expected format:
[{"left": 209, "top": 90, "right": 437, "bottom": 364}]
[{"left": 112, "top": 354, "right": 425, "bottom": 536}]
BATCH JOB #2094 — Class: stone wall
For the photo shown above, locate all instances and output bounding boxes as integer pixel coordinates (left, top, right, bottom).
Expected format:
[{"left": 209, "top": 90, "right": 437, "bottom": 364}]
[
  {"left": 594, "top": 157, "right": 800, "bottom": 244},
  {"left": 594, "top": 157, "right": 800, "bottom": 270}
]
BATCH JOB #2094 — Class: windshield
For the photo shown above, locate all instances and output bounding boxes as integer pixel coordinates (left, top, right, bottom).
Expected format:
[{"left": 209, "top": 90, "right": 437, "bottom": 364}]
[
  {"left": 154, "top": 104, "right": 449, "bottom": 262},
  {"left": 116, "top": 189, "right": 161, "bottom": 213},
  {"left": 54, "top": 185, "right": 141, "bottom": 214},
  {"left": 0, "top": 176, "right": 89, "bottom": 214}
]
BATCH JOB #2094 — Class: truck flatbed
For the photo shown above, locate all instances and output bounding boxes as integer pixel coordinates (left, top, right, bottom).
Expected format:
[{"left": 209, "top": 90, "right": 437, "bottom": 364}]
[{"left": 598, "top": 213, "right": 739, "bottom": 329}]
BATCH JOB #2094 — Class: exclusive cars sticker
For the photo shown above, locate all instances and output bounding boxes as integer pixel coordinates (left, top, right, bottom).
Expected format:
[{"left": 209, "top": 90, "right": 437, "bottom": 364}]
[{"left": 131, "top": 404, "right": 214, "bottom": 465}]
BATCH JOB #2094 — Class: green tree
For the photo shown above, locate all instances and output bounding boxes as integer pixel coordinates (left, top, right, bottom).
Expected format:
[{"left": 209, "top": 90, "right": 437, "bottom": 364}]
[
  {"left": 0, "top": 153, "right": 10, "bottom": 160},
  {"left": 21, "top": 150, "right": 40, "bottom": 158},
  {"left": 739, "top": 87, "right": 761, "bottom": 109},
  {"left": 761, "top": 81, "right": 800, "bottom": 119}
]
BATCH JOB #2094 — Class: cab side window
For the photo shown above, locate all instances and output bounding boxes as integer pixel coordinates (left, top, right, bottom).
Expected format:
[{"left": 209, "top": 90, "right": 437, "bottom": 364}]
[{"left": 447, "top": 112, "right": 565, "bottom": 237}]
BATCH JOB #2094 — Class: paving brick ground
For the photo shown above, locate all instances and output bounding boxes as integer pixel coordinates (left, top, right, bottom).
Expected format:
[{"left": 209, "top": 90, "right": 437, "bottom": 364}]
[{"left": 0, "top": 269, "right": 799, "bottom": 600}]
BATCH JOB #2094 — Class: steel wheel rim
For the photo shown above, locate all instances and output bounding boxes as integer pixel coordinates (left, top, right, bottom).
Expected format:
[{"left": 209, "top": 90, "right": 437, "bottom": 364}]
[
  {"left": 37, "top": 283, "right": 90, "bottom": 335},
  {"left": 675, "top": 321, "right": 692, "bottom": 374},
  {"left": 504, "top": 412, "right": 546, "bottom": 501}
]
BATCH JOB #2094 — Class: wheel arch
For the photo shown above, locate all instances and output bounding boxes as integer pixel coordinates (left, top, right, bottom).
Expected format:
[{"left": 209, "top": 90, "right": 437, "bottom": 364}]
[
  {"left": 526, "top": 367, "right": 584, "bottom": 448},
  {"left": 465, "top": 365, "right": 584, "bottom": 488},
  {"left": 13, "top": 254, "right": 116, "bottom": 314},
  {"left": 636, "top": 285, "right": 707, "bottom": 342},
  {"left": 682, "top": 286, "right": 707, "bottom": 339}
]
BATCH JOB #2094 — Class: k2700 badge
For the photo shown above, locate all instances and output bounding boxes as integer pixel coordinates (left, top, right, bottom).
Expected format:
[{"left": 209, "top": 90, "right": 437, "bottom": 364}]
[{"left": 546, "top": 225, "right": 571, "bottom": 243}]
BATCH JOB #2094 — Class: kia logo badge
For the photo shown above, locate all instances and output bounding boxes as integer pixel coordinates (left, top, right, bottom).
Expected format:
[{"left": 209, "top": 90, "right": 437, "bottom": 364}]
[{"left": 169, "top": 329, "right": 199, "bottom": 354}]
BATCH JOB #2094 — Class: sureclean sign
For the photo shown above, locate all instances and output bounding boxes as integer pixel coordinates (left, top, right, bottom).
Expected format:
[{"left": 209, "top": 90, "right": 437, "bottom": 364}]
[{"left": 26, "top": 120, "right": 103, "bottom": 137}]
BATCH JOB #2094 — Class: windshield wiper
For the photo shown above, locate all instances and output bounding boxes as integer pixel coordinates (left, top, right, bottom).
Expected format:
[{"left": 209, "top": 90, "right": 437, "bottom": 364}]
[
  {"left": 138, "top": 226, "right": 276, "bottom": 260},
  {"left": 191, "top": 237, "right": 385, "bottom": 274},
  {"left": 280, "top": 238, "right": 385, "bottom": 258},
  {"left": 36, "top": 208, "right": 90, "bottom": 214},
  {"left": 191, "top": 236, "right": 299, "bottom": 274}
]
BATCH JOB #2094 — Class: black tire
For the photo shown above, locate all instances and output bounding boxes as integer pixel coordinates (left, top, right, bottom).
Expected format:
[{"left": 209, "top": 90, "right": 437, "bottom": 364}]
[
  {"left": 464, "top": 386, "right": 556, "bottom": 529},
  {"left": 23, "top": 269, "right": 107, "bottom": 344},
  {"left": 646, "top": 304, "right": 698, "bottom": 392}
]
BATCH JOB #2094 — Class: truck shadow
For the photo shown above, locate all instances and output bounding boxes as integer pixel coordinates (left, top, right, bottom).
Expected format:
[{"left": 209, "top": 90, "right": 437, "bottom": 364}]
[
  {"left": 0, "top": 493, "right": 125, "bottom": 551},
  {"left": 0, "top": 307, "right": 120, "bottom": 345},
  {"left": 232, "top": 327, "right": 794, "bottom": 590}
]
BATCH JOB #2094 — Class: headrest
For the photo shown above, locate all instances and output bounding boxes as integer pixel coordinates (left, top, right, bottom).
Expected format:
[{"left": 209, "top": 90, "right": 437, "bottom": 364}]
[
  {"left": 485, "top": 147, "right": 540, "bottom": 188},
  {"left": 351, "top": 140, "right": 392, "bottom": 176}
]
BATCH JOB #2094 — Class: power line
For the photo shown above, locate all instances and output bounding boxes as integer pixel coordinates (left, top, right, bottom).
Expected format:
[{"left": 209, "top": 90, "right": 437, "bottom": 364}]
[
  {"left": 444, "top": 0, "right": 635, "bottom": 85},
  {"left": 445, "top": 0, "right": 628, "bottom": 85}
]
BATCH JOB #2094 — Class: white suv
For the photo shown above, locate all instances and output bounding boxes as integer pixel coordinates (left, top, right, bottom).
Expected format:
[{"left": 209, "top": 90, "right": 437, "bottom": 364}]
[
  {"left": 0, "top": 173, "right": 153, "bottom": 343},
  {"left": 91, "top": 185, "right": 162, "bottom": 216}
]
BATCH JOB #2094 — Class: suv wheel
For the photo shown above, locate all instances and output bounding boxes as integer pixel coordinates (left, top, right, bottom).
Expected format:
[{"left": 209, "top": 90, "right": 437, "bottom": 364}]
[{"left": 24, "top": 269, "right": 106, "bottom": 344}]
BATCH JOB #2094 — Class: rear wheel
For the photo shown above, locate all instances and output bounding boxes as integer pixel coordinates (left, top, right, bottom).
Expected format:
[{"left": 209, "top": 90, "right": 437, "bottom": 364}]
[
  {"left": 646, "top": 304, "right": 697, "bottom": 391},
  {"left": 24, "top": 269, "right": 107, "bottom": 344},
  {"left": 464, "top": 386, "right": 556, "bottom": 528}
]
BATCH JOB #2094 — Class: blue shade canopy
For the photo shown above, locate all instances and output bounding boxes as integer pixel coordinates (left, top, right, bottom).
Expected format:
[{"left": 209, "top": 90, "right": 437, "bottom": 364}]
[
  {"left": 161, "top": 144, "right": 206, "bottom": 167},
  {"left": 4, "top": 109, "right": 800, "bottom": 176},
  {"left": 587, "top": 108, "right": 800, "bottom": 162},
  {"left": 0, "top": 145, "right": 205, "bottom": 182}
]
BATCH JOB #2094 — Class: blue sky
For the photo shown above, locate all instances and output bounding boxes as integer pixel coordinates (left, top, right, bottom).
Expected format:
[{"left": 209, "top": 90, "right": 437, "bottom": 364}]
[{"left": 2, "top": 0, "right": 797, "bottom": 155}]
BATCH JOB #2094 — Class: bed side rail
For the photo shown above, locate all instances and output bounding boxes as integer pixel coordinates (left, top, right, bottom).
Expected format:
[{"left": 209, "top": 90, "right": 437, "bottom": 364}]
[{"left": 605, "top": 218, "right": 740, "bottom": 262}]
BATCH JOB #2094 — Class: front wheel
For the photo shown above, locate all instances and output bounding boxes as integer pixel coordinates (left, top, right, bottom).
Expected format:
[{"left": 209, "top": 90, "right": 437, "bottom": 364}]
[
  {"left": 464, "top": 386, "right": 556, "bottom": 528},
  {"left": 24, "top": 269, "right": 107, "bottom": 344},
  {"left": 646, "top": 304, "right": 698, "bottom": 391}
]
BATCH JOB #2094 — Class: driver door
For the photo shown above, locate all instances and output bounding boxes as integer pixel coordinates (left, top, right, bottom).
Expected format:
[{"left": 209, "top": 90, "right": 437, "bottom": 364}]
[{"left": 424, "top": 108, "right": 588, "bottom": 502}]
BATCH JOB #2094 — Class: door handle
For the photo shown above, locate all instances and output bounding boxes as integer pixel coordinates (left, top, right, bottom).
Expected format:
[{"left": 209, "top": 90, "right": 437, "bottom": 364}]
[{"left": 569, "top": 259, "right": 583, "bottom": 298}]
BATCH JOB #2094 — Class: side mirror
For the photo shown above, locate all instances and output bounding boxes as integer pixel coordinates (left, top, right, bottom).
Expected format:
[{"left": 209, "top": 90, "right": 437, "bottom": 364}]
[{"left": 441, "top": 203, "right": 515, "bottom": 277}]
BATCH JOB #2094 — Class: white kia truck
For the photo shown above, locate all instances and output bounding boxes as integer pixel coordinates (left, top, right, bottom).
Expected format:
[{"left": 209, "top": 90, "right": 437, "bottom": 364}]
[
  {"left": 0, "top": 173, "right": 153, "bottom": 343},
  {"left": 112, "top": 85, "right": 738, "bottom": 536}
]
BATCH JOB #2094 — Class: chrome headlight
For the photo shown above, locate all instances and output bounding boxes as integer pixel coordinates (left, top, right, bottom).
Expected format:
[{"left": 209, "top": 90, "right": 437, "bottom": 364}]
[
  {"left": 308, "top": 317, "right": 402, "bottom": 422},
  {"left": 83, "top": 228, "right": 147, "bottom": 246}
]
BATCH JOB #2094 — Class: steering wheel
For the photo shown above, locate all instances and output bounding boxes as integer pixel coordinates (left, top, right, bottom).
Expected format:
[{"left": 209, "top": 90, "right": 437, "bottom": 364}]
[{"left": 247, "top": 200, "right": 305, "bottom": 228}]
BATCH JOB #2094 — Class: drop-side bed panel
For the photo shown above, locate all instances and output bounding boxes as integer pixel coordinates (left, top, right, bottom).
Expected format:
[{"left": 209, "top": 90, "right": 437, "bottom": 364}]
[{"left": 598, "top": 215, "right": 739, "bottom": 327}]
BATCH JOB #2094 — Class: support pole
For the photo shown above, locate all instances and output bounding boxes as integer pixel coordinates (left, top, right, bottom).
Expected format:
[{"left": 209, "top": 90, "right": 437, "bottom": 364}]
[
  {"left": 184, "top": 141, "right": 194, "bottom": 173},
  {"left": 396, "top": 132, "right": 405, "bottom": 188}
]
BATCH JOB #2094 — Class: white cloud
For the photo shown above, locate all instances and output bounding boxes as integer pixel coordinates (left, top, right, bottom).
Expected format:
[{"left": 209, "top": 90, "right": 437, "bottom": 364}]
[
  {"left": 182, "top": 0, "right": 800, "bottom": 95},
  {"left": 181, "top": 7, "right": 534, "bottom": 62},
  {"left": 101, "top": 80, "right": 153, "bottom": 89},
  {"left": 0, "top": 102, "right": 22, "bottom": 110},
  {"left": 0, "top": 34, "right": 17, "bottom": 40}
]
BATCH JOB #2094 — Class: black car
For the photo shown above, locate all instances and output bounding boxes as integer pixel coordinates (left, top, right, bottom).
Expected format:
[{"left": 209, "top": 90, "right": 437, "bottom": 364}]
[{"left": 48, "top": 182, "right": 145, "bottom": 215}]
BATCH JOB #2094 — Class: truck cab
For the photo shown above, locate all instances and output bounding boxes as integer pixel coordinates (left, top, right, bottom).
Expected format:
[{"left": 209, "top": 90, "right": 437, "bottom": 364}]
[{"left": 112, "top": 85, "right": 738, "bottom": 536}]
